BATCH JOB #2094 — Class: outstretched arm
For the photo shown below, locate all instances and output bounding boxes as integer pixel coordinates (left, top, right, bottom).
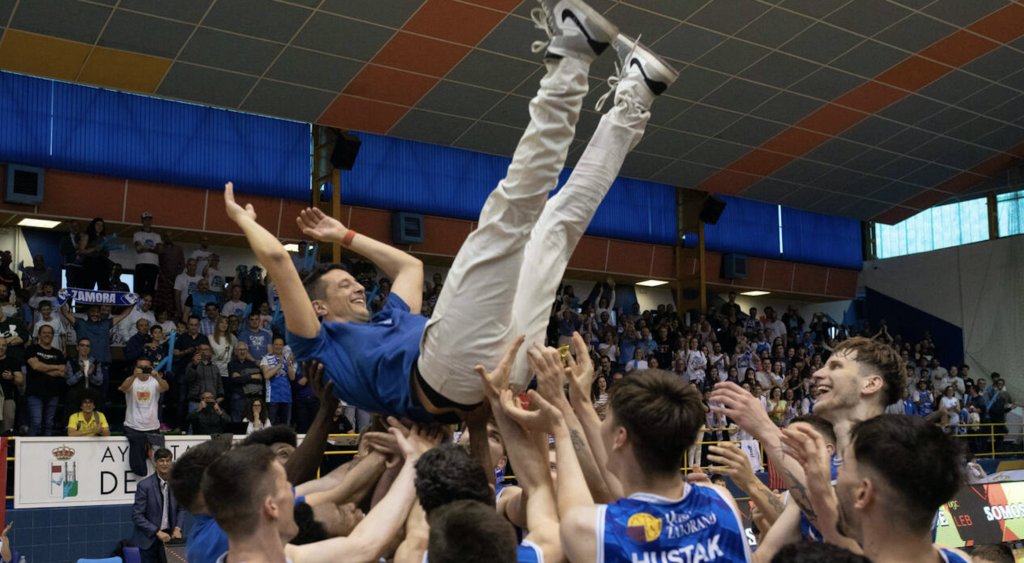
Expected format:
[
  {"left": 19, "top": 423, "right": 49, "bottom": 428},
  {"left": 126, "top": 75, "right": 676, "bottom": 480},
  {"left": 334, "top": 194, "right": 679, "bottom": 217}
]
[
  {"left": 297, "top": 207, "right": 423, "bottom": 314},
  {"left": 224, "top": 183, "right": 320, "bottom": 339}
]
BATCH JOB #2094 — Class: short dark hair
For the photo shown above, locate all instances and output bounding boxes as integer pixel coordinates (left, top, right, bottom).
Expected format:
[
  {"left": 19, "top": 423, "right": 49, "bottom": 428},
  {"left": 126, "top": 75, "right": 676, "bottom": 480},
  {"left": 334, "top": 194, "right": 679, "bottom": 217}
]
[
  {"left": 789, "top": 415, "right": 837, "bottom": 447},
  {"left": 302, "top": 264, "right": 349, "bottom": 301},
  {"left": 608, "top": 369, "right": 705, "bottom": 474},
  {"left": 832, "top": 336, "right": 906, "bottom": 406},
  {"left": 38, "top": 300, "right": 51, "bottom": 309},
  {"left": 771, "top": 542, "right": 871, "bottom": 563},
  {"left": 970, "top": 543, "right": 1014, "bottom": 563},
  {"left": 428, "top": 500, "right": 517, "bottom": 563},
  {"left": 292, "top": 501, "right": 328, "bottom": 545},
  {"left": 188, "top": 315, "right": 201, "bottom": 323},
  {"left": 153, "top": 447, "right": 173, "bottom": 461},
  {"left": 414, "top": 443, "right": 493, "bottom": 515},
  {"left": 201, "top": 444, "right": 277, "bottom": 535},
  {"left": 169, "top": 438, "right": 231, "bottom": 511},
  {"left": 850, "top": 414, "right": 963, "bottom": 533},
  {"left": 242, "top": 425, "right": 297, "bottom": 448}
]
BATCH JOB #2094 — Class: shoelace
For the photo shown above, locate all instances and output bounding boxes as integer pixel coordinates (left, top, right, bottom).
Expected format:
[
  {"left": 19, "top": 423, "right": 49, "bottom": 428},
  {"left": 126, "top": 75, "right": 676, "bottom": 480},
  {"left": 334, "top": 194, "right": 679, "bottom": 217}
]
[
  {"left": 595, "top": 34, "right": 641, "bottom": 112},
  {"left": 530, "top": 7, "right": 554, "bottom": 54}
]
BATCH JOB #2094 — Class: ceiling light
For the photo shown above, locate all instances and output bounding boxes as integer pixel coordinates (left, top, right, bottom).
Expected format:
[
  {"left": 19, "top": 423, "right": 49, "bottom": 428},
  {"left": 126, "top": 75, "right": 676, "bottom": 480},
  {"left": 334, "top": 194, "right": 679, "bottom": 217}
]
[
  {"left": 283, "top": 243, "right": 300, "bottom": 252},
  {"left": 18, "top": 218, "right": 61, "bottom": 229},
  {"left": 741, "top": 290, "right": 771, "bottom": 296},
  {"left": 636, "top": 279, "right": 669, "bottom": 287}
]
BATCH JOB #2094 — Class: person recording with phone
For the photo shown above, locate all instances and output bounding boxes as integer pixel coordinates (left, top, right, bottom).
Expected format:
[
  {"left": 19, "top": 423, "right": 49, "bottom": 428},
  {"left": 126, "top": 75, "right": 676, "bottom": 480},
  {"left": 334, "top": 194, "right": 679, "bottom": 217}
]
[
  {"left": 119, "top": 358, "right": 169, "bottom": 476},
  {"left": 187, "top": 391, "right": 231, "bottom": 435}
]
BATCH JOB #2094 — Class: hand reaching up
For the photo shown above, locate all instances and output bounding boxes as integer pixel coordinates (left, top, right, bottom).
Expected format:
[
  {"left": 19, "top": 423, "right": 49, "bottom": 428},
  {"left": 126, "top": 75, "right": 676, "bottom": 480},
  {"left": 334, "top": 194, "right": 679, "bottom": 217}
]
[
  {"left": 223, "top": 182, "right": 257, "bottom": 224},
  {"left": 297, "top": 206, "right": 347, "bottom": 243}
]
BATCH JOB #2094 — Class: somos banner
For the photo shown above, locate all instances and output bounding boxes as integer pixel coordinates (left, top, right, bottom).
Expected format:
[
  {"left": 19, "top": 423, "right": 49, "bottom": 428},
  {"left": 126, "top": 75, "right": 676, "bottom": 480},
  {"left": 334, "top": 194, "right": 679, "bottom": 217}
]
[
  {"left": 935, "top": 481, "right": 1024, "bottom": 548},
  {"left": 14, "top": 436, "right": 209, "bottom": 509}
]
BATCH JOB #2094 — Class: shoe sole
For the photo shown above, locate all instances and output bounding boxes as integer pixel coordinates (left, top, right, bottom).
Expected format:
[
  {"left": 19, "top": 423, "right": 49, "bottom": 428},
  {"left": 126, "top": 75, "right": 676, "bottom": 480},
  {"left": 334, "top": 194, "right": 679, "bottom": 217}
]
[{"left": 556, "top": 0, "right": 619, "bottom": 45}]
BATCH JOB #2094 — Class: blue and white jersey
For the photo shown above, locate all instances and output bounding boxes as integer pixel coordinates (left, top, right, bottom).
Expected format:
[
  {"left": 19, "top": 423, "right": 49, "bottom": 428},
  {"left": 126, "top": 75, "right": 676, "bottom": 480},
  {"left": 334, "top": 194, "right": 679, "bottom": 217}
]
[
  {"left": 598, "top": 485, "right": 751, "bottom": 563},
  {"left": 798, "top": 453, "right": 843, "bottom": 542},
  {"left": 938, "top": 547, "right": 970, "bottom": 563}
]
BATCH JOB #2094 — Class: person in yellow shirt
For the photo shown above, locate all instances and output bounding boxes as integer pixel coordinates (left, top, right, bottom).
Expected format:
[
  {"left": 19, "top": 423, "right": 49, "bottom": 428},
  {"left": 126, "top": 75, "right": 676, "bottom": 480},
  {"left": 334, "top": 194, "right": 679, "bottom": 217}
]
[{"left": 67, "top": 395, "right": 110, "bottom": 437}]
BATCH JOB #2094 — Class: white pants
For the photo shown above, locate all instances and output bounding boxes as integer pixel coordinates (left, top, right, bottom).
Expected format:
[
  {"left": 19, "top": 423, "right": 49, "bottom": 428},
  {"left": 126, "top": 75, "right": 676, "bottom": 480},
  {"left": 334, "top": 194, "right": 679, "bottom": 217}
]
[{"left": 418, "top": 57, "right": 652, "bottom": 404}]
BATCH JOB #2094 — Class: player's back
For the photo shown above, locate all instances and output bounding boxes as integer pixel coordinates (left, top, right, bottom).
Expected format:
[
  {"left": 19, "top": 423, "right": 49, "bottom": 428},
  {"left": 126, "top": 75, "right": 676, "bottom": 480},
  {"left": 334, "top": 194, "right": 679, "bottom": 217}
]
[{"left": 598, "top": 484, "right": 751, "bottom": 563}]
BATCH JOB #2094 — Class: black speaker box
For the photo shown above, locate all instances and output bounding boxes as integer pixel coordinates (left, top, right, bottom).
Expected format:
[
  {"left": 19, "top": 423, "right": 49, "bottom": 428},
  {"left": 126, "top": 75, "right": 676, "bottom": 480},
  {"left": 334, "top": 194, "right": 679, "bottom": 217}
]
[
  {"left": 331, "top": 131, "right": 362, "bottom": 171},
  {"left": 699, "top": 196, "right": 726, "bottom": 224}
]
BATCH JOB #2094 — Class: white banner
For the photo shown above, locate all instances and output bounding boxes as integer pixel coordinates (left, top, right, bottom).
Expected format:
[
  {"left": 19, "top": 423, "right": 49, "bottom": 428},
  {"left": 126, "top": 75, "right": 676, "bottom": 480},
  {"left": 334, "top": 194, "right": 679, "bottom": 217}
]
[{"left": 14, "top": 436, "right": 209, "bottom": 509}]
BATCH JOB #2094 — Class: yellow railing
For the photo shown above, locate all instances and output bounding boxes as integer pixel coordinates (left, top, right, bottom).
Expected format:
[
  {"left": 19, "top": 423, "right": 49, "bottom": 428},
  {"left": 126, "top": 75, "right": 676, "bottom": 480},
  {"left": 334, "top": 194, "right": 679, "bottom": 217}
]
[{"left": 948, "top": 422, "right": 1024, "bottom": 459}]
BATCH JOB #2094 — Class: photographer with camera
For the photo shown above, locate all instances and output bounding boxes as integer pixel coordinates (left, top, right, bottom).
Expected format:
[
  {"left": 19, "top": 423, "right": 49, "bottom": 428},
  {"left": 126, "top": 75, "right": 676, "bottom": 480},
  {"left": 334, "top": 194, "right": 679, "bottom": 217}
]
[
  {"left": 119, "top": 358, "right": 169, "bottom": 476},
  {"left": 186, "top": 343, "right": 224, "bottom": 414}
]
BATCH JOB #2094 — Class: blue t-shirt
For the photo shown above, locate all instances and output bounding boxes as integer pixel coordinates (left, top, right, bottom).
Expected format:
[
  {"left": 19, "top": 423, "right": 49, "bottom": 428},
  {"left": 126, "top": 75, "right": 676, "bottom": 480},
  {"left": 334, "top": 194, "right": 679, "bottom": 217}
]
[
  {"left": 239, "top": 328, "right": 273, "bottom": 361},
  {"left": 287, "top": 293, "right": 431, "bottom": 422},
  {"left": 263, "top": 354, "right": 293, "bottom": 404},
  {"left": 190, "top": 291, "right": 220, "bottom": 317},
  {"left": 73, "top": 318, "right": 113, "bottom": 363},
  {"left": 186, "top": 514, "right": 229, "bottom": 563},
  {"left": 599, "top": 486, "right": 751, "bottom": 563}
]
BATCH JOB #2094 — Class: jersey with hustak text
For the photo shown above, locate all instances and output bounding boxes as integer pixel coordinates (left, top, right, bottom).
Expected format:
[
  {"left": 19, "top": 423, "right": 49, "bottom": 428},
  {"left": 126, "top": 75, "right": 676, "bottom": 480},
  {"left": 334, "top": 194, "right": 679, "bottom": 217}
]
[{"left": 598, "top": 486, "right": 751, "bottom": 563}]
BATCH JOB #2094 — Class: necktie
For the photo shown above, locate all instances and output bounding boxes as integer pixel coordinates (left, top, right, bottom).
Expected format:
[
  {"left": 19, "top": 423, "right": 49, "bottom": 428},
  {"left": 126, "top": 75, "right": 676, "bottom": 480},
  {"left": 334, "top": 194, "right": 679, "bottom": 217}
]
[{"left": 160, "top": 480, "right": 170, "bottom": 531}]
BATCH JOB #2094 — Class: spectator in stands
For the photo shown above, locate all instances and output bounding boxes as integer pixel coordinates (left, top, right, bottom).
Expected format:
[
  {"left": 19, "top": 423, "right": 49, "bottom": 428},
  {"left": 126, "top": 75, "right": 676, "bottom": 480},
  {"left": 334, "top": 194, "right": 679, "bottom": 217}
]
[
  {"left": 0, "top": 339, "right": 23, "bottom": 435},
  {"left": 939, "top": 385, "right": 962, "bottom": 432},
  {"left": 124, "top": 319, "right": 152, "bottom": 365},
  {"left": 192, "top": 236, "right": 213, "bottom": 280},
  {"left": 32, "top": 300, "right": 67, "bottom": 349},
  {"left": 199, "top": 302, "right": 219, "bottom": 336},
  {"left": 683, "top": 336, "right": 707, "bottom": 386},
  {"left": 186, "top": 343, "right": 223, "bottom": 414},
  {"left": 720, "top": 291, "right": 741, "bottom": 318},
  {"left": 0, "top": 253, "right": 19, "bottom": 295},
  {"left": 67, "top": 394, "right": 109, "bottom": 437},
  {"left": 77, "top": 217, "right": 112, "bottom": 290},
  {"left": 132, "top": 447, "right": 184, "bottom": 563},
  {"left": 20, "top": 254, "right": 54, "bottom": 293},
  {"left": 209, "top": 314, "right": 236, "bottom": 380},
  {"left": 238, "top": 311, "right": 272, "bottom": 361},
  {"left": 60, "top": 302, "right": 132, "bottom": 380},
  {"left": 65, "top": 337, "right": 105, "bottom": 412},
  {"left": 188, "top": 391, "right": 231, "bottom": 435},
  {"left": 261, "top": 336, "right": 295, "bottom": 426},
  {"left": 986, "top": 376, "right": 1013, "bottom": 447},
  {"left": 228, "top": 342, "right": 262, "bottom": 422},
  {"left": 116, "top": 293, "right": 156, "bottom": 345},
  {"left": 172, "top": 315, "right": 209, "bottom": 426},
  {"left": 156, "top": 231, "right": 185, "bottom": 316},
  {"left": 133, "top": 211, "right": 162, "bottom": 296},
  {"left": 185, "top": 278, "right": 219, "bottom": 322},
  {"left": 0, "top": 300, "right": 27, "bottom": 370},
  {"left": 244, "top": 398, "right": 269, "bottom": 434},
  {"left": 173, "top": 258, "right": 202, "bottom": 320},
  {"left": 24, "top": 324, "right": 66, "bottom": 436},
  {"left": 914, "top": 380, "right": 934, "bottom": 418},
  {"left": 205, "top": 254, "right": 227, "bottom": 294},
  {"left": 109, "top": 263, "right": 131, "bottom": 300},
  {"left": 763, "top": 306, "right": 787, "bottom": 347},
  {"left": 120, "top": 358, "right": 169, "bottom": 476},
  {"left": 60, "top": 220, "right": 83, "bottom": 288},
  {"left": 220, "top": 284, "right": 248, "bottom": 319}
]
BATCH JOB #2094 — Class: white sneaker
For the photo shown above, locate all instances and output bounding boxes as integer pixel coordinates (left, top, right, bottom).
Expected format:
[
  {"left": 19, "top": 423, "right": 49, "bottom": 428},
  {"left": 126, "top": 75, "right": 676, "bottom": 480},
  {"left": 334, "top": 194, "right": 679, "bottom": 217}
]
[
  {"left": 596, "top": 34, "right": 680, "bottom": 110},
  {"left": 531, "top": 0, "right": 618, "bottom": 61}
]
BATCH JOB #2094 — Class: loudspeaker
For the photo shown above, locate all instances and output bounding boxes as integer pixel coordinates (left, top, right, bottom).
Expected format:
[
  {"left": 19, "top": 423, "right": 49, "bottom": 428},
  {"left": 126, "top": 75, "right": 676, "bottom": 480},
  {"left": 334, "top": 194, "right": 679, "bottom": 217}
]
[
  {"left": 5, "top": 164, "right": 44, "bottom": 205},
  {"left": 699, "top": 196, "right": 726, "bottom": 225},
  {"left": 331, "top": 131, "right": 362, "bottom": 171},
  {"left": 392, "top": 212, "right": 424, "bottom": 244},
  {"left": 721, "top": 253, "right": 747, "bottom": 280}
]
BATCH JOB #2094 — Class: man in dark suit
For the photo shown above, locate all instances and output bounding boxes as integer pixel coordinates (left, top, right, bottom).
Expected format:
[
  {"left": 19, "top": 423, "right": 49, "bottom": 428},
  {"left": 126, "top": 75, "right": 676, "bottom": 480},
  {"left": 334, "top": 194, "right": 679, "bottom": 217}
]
[{"left": 132, "top": 447, "right": 184, "bottom": 563}]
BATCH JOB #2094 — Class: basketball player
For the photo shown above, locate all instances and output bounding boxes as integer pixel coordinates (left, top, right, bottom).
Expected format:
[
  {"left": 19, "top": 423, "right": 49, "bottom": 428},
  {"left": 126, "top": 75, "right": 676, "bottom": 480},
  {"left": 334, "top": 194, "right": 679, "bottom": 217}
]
[
  {"left": 504, "top": 345, "right": 751, "bottom": 563},
  {"left": 784, "top": 414, "right": 972, "bottom": 563},
  {"left": 223, "top": 0, "right": 678, "bottom": 421},
  {"left": 709, "top": 337, "right": 904, "bottom": 558}
]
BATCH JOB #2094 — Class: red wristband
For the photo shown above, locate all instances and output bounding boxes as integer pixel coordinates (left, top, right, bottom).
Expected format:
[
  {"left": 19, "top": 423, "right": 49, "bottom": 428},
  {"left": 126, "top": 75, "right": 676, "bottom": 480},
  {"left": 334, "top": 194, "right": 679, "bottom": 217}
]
[{"left": 342, "top": 229, "right": 356, "bottom": 246}]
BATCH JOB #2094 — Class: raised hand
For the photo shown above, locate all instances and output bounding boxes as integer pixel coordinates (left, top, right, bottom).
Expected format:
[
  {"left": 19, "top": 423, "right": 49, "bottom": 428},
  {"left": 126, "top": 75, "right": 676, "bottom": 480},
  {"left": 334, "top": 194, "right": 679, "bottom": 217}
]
[
  {"left": 223, "top": 182, "right": 257, "bottom": 224},
  {"left": 500, "top": 389, "right": 563, "bottom": 433},
  {"left": 474, "top": 336, "right": 525, "bottom": 403},
  {"left": 296, "top": 206, "right": 347, "bottom": 243},
  {"left": 780, "top": 423, "right": 840, "bottom": 534},
  {"left": 527, "top": 344, "right": 568, "bottom": 409},
  {"left": 707, "top": 441, "right": 757, "bottom": 490},
  {"left": 565, "top": 331, "right": 595, "bottom": 403},
  {"left": 708, "top": 381, "right": 775, "bottom": 437}
]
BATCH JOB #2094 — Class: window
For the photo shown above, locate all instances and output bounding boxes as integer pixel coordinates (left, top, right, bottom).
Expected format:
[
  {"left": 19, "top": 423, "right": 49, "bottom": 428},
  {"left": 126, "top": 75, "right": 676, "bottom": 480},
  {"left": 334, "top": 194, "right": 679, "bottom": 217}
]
[
  {"left": 997, "top": 189, "right": 1024, "bottom": 237},
  {"left": 874, "top": 197, "right": 989, "bottom": 259}
]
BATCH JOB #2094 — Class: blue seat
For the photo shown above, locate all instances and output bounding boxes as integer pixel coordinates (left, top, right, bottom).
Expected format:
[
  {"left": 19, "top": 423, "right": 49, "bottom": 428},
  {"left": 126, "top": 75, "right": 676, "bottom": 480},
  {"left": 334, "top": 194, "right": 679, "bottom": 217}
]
[
  {"left": 122, "top": 547, "right": 142, "bottom": 563},
  {"left": 75, "top": 558, "right": 122, "bottom": 563}
]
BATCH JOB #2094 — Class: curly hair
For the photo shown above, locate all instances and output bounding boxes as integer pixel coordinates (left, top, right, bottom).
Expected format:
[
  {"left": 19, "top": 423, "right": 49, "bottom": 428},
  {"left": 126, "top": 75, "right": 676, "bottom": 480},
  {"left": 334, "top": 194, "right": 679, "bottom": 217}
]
[{"left": 414, "top": 443, "right": 493, "bottom": 515}]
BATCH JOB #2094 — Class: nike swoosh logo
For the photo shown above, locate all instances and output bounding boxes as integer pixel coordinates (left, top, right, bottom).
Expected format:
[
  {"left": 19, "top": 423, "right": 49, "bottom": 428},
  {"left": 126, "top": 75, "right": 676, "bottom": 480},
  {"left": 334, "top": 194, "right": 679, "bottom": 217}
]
[
  {"left": 561, "top": 9, "right": 610, "bottom": 55},
  {"left": 630, "top": 58, "right": 667, "bottom": 96}
]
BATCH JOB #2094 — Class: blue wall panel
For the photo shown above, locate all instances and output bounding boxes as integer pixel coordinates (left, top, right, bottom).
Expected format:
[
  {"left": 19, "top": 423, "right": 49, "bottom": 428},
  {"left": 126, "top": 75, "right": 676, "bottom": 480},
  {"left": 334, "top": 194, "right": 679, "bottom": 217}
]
[
  {"left": 704, "top": 196, "right": 780, "bottom": 257},
  {"left": 339, "top": 133, "right": 678, "bottom": 244},
  {"left": 781, "top": 207, "right": 863, "bottom": 269},
  {"left": 0, "top": 71, "right": 310, "bottom": 199}
]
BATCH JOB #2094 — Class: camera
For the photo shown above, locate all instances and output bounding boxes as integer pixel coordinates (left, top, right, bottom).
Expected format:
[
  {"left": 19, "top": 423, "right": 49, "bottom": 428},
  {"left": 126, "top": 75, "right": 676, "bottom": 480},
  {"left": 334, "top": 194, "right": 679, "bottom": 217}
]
[{"left": 140, "top": 366, "right": 153, "bottom": 374}]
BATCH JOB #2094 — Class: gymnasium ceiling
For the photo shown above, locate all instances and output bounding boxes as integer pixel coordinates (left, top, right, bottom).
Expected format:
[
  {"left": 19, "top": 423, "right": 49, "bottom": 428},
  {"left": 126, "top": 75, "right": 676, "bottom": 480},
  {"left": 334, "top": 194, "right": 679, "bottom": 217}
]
[{"left": 2, "top": 0, "right": 1024, "bottom": 224}]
